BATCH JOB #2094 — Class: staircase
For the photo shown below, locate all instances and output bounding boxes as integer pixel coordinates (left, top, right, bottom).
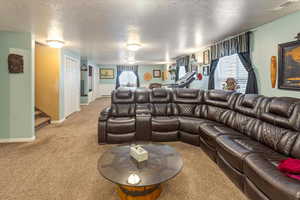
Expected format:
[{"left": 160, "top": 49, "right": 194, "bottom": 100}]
[{"left": 35, "top": 108, "right": 51, "bottom": 130}]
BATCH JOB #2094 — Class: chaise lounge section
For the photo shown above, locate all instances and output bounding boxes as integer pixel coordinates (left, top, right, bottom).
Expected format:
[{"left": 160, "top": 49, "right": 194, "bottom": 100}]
[{"left": 98, "top": 88, "right": 300, "bottom": 200}]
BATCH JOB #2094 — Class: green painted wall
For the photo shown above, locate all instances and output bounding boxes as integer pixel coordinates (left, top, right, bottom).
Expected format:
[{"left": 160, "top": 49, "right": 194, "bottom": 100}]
[
  {"left": 252, "top": 11, "right": 300, "bottom": 97},
  {"left": 0, "top": 31, "right": 35, "bottom": 140},
  {"left": 98, "top": 64, "right": 167, "bottom": 86}
]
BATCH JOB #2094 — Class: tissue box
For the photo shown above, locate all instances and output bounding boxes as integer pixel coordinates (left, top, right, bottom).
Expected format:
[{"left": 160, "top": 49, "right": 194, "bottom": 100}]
[{"left": 130, "top": 145, "right": 148, "bottom": 162}]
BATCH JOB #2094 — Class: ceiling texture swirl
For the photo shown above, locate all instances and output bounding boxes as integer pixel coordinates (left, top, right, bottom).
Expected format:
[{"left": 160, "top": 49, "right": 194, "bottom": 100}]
[{"left": 0, "top": 0, "right": 299, "bottom": 64}]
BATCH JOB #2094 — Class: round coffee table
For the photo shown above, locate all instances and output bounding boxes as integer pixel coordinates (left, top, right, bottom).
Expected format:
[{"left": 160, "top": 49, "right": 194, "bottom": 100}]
[{"left": 98, "top": 143, "right": 183, "bottom": 200}]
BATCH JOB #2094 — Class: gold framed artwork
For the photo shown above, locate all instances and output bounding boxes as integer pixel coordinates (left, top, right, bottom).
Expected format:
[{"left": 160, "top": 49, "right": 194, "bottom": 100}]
[
  {"left": 162, "top": 71, "right": 168, "bottom": 81},
  {"left": 278, "top": 40, "right": 300, "bottom": 91},
  {"left": 100, "top": 68, "right": 114, "bottom": 79},
  {"left": 203, "top": 49, "right": 211, "bottom": 65}
]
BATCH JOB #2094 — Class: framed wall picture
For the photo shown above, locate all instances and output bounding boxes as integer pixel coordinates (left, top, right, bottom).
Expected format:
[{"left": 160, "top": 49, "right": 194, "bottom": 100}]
[
  {"left": 8, "top": 53, "right": 24, "bottom": 73},
  {"left": 203, "top": 49, "right": 211, "bottom": 65},
  {"left": 100, "top": 68, "right": 114, "bottom": 79},
  {"left": 153, "top": 69, "right": 161, "bottom": 78},
  {"left": 88, "top": 65, "right": 93, "bottom": 77},
  {"left": 278, "top": 40, "right": 300, "bottom": 91}
]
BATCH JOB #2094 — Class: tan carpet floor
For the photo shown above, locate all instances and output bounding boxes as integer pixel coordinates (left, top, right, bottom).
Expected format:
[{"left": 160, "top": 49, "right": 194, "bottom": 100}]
[{"left": 0, "top": 98, "right": 247, "bottom": 200}]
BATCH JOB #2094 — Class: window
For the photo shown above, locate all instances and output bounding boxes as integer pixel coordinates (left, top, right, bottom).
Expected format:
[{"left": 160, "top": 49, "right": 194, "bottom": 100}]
[
  {"left": 119, "top": 71, "right": 137, "bottom": 87},
  {"left": 214, "top": 54, "right": 248, "bottom": 93},
  {"left": 178, "top": 66, "right": 186, "bottom": 79}
]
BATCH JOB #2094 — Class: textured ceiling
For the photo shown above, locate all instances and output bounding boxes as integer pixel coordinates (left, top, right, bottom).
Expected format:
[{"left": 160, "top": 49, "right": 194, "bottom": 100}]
[{"left": 0, "top": 0, "right": 299, "bottom": 64}]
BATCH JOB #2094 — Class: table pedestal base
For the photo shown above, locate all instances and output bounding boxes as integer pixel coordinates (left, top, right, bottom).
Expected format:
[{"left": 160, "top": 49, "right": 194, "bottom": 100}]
[{"left": 117, "top": 184, "right": 162, "bottom": 200}]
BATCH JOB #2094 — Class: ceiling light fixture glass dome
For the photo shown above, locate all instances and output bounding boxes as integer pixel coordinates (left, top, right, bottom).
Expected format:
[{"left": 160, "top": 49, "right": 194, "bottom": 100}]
[
  {"left": 46, "top": 40, "right": 65, "bottom": 48},
  {"left": 126, "top": 43, "right": 141, "bottom": 51}
]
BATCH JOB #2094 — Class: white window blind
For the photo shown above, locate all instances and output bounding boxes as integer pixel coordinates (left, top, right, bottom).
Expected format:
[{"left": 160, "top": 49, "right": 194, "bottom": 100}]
[
  {"left": 214, "top": 54, "right": 248, "bottom": 93},
  {"left": 178, "top": 66, "right": 186, "bottom": 79},
  {"left": 119, "top": 71, "right": 137, "bottom": 87}
]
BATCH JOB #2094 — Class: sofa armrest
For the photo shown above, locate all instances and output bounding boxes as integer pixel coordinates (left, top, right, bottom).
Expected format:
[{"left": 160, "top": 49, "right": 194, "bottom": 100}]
[
  {"left": 135, "top": 112, "right": 152, "bottom": 141},
  {"left": 99, "top": 107, "right": 111, "bottom": 121}
]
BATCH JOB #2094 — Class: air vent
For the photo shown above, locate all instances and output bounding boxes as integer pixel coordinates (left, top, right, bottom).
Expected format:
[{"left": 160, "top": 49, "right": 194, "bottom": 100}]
[
  {"left": 272, "top": 0, "right": 299, "bottom": 10},
  {"left": 280, "top": 1, "right": 293, "bottom": 7}
]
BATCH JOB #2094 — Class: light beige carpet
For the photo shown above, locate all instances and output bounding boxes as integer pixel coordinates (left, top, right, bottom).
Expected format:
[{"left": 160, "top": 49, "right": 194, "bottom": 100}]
[{"left": 0, "top": 98, "right": 247, "bottom": 200}]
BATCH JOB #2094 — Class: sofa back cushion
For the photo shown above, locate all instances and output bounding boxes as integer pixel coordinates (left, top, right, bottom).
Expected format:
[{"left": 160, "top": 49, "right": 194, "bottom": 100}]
[
  {"left": 261, "top": 97, "right": 300, "bottom": 131},
  {"left": 202, "top": 90, "right": 239, "bottom": 124},
  {"left": 173, "top": 89, "right": 203, "bottom": 117},
  {"left": 111, "top": 89, "right": 136, "bottom": 117},
  {"left": 135, "top": 88, "right": 150, "bottom": 113},
  {"left": 235, "top": 94, "right": 264, "bottom": 118},
  {"left": 257, "top": 97, "right": 300, "bottom": 158},
  {"left": 149, "top": 88, "right": 172, "bottom": 116},
  {"left": 228, "top": 94, "right": 265, "bottom": 136}
]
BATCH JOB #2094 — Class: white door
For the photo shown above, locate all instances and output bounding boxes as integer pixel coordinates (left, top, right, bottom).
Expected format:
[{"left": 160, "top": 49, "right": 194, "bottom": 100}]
[
  {"left": 64, "top": 56, "right": 80, "bottom": 118},
  {"left": 93, "top": 66, "right": 99, "bottom": 100}
]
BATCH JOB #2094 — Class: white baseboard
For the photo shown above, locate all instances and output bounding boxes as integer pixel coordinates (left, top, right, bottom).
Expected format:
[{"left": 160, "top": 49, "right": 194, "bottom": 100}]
[
  {"left": 0, "top": 136, "right": 36, "bottom": 143},
  {"left": 80, "top": 103, "right": 89, "bottom": 106},
  {"left": 51, "top": 118, "right": 65, "bottom": 124}
]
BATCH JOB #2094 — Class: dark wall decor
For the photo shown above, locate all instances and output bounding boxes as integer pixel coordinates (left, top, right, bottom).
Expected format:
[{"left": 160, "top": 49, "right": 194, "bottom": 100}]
[
  {"left": 88, "top": 65, "right": 93, "bottom": 76},
  {"left": 153, "top": 69, "right": 161, "bottom": 78},
  {"left": 8, "top": 54, "right": 24, "bottom": 73},
  {"left": 278, "top": 34, "right": 300, "bottom": 91},
  {"left": 81, "top": 64, "right": 88, "bottom": 71}
]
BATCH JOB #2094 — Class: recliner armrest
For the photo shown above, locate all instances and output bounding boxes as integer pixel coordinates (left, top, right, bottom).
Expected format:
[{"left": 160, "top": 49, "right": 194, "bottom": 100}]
[
  {"left": 135, "top": 112, "right": 152, "bottom": 141},
  {"left": 99, "top": 107, "right": 111, "bottom": 121}
]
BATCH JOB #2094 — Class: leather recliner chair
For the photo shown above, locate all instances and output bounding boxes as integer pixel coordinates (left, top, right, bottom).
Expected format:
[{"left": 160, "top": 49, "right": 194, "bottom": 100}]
[
  {"left": 98, "top": 88, "right": 300, "bottom": 200},
  {"left": 149, "top": 88, "right": 179, "bottom": 142},
  {"left": 98, "top": 88, "right": 136, "bottom": 144}
]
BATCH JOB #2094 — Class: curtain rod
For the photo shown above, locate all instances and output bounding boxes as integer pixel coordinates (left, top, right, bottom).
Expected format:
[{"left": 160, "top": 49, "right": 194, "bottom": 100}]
[
  {"left": 173, "top": 54, "right": 190, "bottom": 60},
  {"left": 212, "top": 31, "right": 252, "bottom": 45}
]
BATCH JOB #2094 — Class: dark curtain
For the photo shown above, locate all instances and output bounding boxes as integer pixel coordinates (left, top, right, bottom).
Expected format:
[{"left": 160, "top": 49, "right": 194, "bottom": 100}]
[
  {"left": 208, "top": 59, "right": 219, "bottom": 90},
  {"left": 208, "top": 32, "right": 258, "bottom": 94},
  {"left": 238, "top": 53, "right": 258, "bottom": 94},
  {"left": 116, "top": 65, "right": 139, "bottom": 89},
  {"left": 175, "top": 55, "right": 190, "bottom": 81}
]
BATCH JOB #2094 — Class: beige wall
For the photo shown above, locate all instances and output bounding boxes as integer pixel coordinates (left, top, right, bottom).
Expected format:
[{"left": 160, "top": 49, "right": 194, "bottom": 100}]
[{"left": 35, "top": 43, "right": 60, "bottom": 120}]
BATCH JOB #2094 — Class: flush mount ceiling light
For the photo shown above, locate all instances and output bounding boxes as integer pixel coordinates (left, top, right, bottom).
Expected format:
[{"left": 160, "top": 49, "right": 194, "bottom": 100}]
[
  {"left": 126, "top": 43, "right": 141, "bottom": 51},
  {"left": 46, "top": 40, "right": 65, "bottom": 48}
]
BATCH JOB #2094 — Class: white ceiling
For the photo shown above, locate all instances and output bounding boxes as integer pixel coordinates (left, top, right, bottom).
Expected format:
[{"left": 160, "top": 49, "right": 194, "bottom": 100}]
[{"left": 0, "top": 0, "right": 299, "bottom": 64}]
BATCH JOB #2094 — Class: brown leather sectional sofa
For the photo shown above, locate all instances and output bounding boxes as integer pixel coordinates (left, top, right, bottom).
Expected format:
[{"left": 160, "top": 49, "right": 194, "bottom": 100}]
[{"left": 98, "top": 88, "right": 300, "bottom": 200}]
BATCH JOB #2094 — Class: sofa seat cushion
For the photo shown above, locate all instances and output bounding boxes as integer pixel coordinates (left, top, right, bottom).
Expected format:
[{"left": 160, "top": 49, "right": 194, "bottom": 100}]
[
  {"left": 107, "top": 117, "right": 135, "bottom": 134},
  {"left": 152, "top": 116, "right": 179, "bottom": 132},
  {"left": 244, "top": 153, "right": 300, "bottom": 200},
  {"left": 107, "top": 132, "right": 135, "bottom": 144},
  {"left": 216, "top": 135, "right": 275, "bottom": 172},
  {"left": 179, "top": 117, "right": 211, "bottom": 134},
  {"left": 200, "top": 123, "right": 243, "bottom": 148},
  {"left": 152, "top": 131, "right": 178, "bottom": 142}
]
